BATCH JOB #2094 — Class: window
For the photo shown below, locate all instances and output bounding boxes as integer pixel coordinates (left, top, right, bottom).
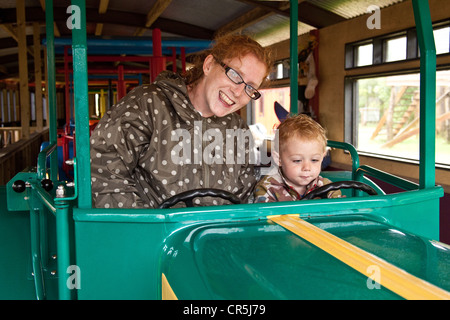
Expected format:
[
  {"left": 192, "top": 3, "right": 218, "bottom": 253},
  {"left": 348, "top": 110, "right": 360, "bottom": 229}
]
[
  {"left": 251, "top": 86, "right": 291, "bottom": 135},
  {"left": 345, "top": 21, "right": 450, "bottom": 168},
  {"left": 355, "top": 43, "right": 373, "bottom": 67},
  {"left": 269, "top": 59, "right": 290, "bottom": 80},
  {"left": 348, "top": 70, "right": 450, "bottom": 168},
  {"left": 434, "top": 26, "right": 450, "bottom": 55},
  {"left": 384, "top": 36, "right": 407, "bottom": 62},
  {"left": 345, "top": 22, "right": 450, "bottom": 69}
]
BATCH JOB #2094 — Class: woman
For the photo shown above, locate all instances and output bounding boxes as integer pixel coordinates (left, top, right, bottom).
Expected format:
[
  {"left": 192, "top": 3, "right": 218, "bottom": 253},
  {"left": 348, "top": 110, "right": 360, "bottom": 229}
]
[{"left": 90, "top": 34, "right": 273, "bottom": 208}]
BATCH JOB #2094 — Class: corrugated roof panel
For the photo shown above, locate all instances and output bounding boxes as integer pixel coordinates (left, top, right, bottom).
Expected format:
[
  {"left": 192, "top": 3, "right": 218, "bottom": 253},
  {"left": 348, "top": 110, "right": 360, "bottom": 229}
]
[
  {"left": 308, "top": 0, "right": 406, "bottom": 19},
  {"left": 159, "top": 0, "right": 254, "bottom": 31},
  {"left": 245, "top": 15, "right": 315, "bottom": 47}
]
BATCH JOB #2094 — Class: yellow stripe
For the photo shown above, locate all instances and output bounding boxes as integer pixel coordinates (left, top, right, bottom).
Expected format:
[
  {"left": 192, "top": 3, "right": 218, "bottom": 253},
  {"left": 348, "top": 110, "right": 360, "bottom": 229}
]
[
  {"left": 270, "top": 215, "right": 450, "bottom": 300},
  {"left": 161, "top": 273, "right": 178, "bottom": 300}
]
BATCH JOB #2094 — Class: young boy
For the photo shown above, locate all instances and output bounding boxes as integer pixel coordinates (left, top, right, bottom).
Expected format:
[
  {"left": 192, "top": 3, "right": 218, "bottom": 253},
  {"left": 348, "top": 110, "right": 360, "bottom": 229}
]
[{"left": 253, "top": 114, "right": 340, "bottom": 203}]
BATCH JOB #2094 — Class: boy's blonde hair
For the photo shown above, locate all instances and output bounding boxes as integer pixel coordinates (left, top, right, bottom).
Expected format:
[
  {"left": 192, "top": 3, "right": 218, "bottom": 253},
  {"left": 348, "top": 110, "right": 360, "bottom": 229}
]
[{"left": 276, "top": 114, "right": 327, "bottom": 153}]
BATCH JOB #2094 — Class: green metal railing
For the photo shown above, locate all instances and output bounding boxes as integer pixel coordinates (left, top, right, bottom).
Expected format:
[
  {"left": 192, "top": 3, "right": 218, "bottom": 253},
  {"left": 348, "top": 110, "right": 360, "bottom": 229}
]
[
  {"left": 412, "top": 0, "right": 437, "bottom": 189},
  {"left": 45, "top": 0, "right": 58, "bottom": 182},
  {"left": 327, "top": 141, "right": 360, "bottom": 181},
  {"left": 289, "top": 0, "right": 298, "bottom": 114},
  {"left": 31, "top": 139, "right": 79, "bottom": 300},
  {"left": 70, "top": 0, "right": 91, "bottom": 209}
]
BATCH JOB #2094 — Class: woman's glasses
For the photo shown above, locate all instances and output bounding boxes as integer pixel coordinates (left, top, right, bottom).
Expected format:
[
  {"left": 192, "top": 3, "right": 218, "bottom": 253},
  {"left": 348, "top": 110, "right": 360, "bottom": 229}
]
[{"left": 215, "top": 58, "right": 261, "bottom": 100}]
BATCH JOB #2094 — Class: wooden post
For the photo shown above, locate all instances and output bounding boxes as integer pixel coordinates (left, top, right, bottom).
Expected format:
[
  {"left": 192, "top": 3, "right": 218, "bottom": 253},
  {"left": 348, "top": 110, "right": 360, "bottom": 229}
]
[
  {"left": 44, "top": 46, "right": 49, "bottom": 127},
  {"left": 14, "top": 90, "right": 19, "bottom": 123},
  {"left": 17, "top": 0, "right": 30, "bottom": 139},
  {"left": 33, "top": 22, "right": 43, "bottom": 132},
  {"left": 6, "top": 89, "right": 12, "bottom": 123},
  {"left": 2, "top": 89, "right": 6, "bottom": 122}
]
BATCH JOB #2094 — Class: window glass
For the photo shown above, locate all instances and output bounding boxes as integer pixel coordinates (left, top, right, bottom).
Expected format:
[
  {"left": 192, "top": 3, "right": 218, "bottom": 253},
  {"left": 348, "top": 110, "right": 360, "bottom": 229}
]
[
  {"left": 252, "top": 87, "right": 291, "bottom": 136},
  {"left": 269, "top": 60, "right": 289, "bottom": 80},
  {"left": 356, "top": 43, "right": 373, "bottom": 67},
  {"left": 354, "top": 70, "right": 450, "bottom": 167},
  {"left": 434, "top": 26, "right": 450, "bottom": 55},
  {"left": 384, "top": 36, "right": 407, "bottom": 62}
]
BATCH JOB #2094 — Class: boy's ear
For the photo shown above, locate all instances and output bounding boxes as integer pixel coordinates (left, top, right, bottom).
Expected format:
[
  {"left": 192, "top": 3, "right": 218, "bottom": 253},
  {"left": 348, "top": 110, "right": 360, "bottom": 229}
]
[{"left": 272, "top": 150, "right": 281, "bottom": 166}]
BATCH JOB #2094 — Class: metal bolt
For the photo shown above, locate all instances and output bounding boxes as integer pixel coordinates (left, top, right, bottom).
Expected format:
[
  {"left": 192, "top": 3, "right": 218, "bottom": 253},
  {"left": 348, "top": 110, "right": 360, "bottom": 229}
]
[{"left": 56, "top": 185, "right": 65, "bottom": 198}]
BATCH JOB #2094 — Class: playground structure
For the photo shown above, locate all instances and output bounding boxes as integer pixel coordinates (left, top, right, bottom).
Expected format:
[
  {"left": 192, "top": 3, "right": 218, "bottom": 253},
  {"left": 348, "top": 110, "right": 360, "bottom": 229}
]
[
  {"left": 50, "top": 30, "right": 211, "bottom": 180},
  {"left": 1, "top": 0, "right": 450, "bottom": 300},
  {"left": 369, "top": 71, "right": 450, "bottom": 149}
]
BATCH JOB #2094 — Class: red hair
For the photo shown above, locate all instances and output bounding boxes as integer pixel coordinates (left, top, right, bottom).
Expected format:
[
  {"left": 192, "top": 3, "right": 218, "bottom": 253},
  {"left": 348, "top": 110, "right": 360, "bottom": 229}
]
[{"left": 185, "top": 33, "right": 273, "bottom": 88}]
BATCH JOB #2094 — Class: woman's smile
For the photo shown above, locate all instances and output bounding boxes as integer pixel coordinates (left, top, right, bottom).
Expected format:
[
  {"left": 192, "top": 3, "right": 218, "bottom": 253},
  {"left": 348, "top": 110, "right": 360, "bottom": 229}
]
[{"left": 219, "top": 90, "right": 235, "bottom": 107}]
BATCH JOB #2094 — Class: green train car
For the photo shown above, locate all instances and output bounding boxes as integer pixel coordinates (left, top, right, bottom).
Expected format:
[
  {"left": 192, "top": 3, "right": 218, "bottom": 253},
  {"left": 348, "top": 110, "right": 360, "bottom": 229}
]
[{"left": 1, "top": 0, "right": 449, "bottom": 300}]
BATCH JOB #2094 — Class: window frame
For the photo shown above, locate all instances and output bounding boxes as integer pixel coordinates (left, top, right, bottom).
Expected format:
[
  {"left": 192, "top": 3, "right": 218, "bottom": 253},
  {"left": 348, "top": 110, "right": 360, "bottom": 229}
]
[
  {"left": 344, "top": 20, "right": 450, "bottom": 170},
  {"left": 345, "top": 20, "right": 450, "bottom": 70}
]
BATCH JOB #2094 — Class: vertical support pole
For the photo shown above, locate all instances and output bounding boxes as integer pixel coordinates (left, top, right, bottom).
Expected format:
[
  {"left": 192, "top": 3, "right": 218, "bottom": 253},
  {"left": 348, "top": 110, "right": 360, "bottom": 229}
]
[
  {"left": 64, "top": 46, "right": 71, "bottom": 133},
  {"left": 54, "top": 201, "right": 72, "bottom": 300},
  {"left": 30, "top": 208, "right": 46, "bottom": 300},
  {"left": 151, "top": 28, "right": 166, "bottom": 82},
  {"left": 117, "top": 65, "right": 125, "bottom": 100},
  {"left": 71, "top": 0, "right": 91, "bottom": 208},
  {"left": 289, "top": 0, "right": 298, "bottom": 114},
  {"left": 171, "top": 47, "right": 177, "bottom": 72},
  {"left": 107, "top": 78, "right": 113, "bottom": 110},
  {"left": 45, "top": 0, "right": 58, "bottom": 181},
  {"left": 7, "top": 89, "right": 11, "bottom": 124},
  {"left": 17, "top": 0, "right": 30, "bottom": 139},
  {"left": 63, "top": 46, "right": 71, "bottom": 174},
  {"left": 181, "top": 47, "right": 186, "bottom": 74},
  {"left": 310, "top": 29, "right": 320, "bottom": 121},
  {"left": 100, "top": 89, "right": 106, "bottom": 116},
  {"left": 14, "top": 89, "right": 20, "bottom": 123},
  {"left": 2, "top": 88, "right": 7, "bottom": 124},
  {"left": 33, "top": 22, "right": 44, "bottom": 132},
  {"left": 412, "top": 0, "right": 436, "bottom": 189}
]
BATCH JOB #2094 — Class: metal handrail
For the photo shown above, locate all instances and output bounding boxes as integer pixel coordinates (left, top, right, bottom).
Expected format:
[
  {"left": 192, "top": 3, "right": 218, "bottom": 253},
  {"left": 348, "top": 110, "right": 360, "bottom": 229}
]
[{"left": 37, "top": 142, "right": 57, "bottom": 180}]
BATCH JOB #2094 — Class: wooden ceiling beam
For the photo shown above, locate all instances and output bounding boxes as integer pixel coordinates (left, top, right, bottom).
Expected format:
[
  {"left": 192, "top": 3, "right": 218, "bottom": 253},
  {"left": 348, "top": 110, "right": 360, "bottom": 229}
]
[
  {"left": 99, "top": 0, "right": 110, "bottom": 14},
  {"left": 0, "top": 24, "right": 35, "bottom": 57},
  {"left": 135, "top": 0, "right": 173, "bottom": 36},
  {"left": 96, "top": 0, "right": 110, "bottom": 36},
  {"left": 0, "top": 6, "right": 215, "bottom": 40},
  {"left": 216, "top": 0, "right": 294, "bottom": 36},
  {"left": 297, "top": 1, "right": 346, "bottom": 28},
  {"left": 216, "top": 7, "right": 273, "bottom": 36},
  {"left": 145, "top": 0, "right": 172, "bottom": 28},
  {"left": 236, "top": 0, "right": 345, "bottom": 28}
]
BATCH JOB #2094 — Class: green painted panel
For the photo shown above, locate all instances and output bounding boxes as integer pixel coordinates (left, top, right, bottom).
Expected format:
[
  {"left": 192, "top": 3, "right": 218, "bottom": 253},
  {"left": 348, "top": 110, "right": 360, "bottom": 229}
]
[
  {"left": 161, "top": 216, "right": 450, "bottom": 299},
  {"left": 0, "top": 187, "right": 36, "bottom": 299},
  {"left": 74, "top": 220, "right": 166, "bottom": 299},
  {"left": 0, "top": 187, "right": 59, "bottom": 299}
]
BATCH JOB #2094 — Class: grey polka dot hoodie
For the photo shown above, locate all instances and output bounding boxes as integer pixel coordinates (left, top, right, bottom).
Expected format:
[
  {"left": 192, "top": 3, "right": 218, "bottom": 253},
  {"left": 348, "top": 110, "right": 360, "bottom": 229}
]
[{"left": 90, "top": 71, "right": 257, "bottom": 209}]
